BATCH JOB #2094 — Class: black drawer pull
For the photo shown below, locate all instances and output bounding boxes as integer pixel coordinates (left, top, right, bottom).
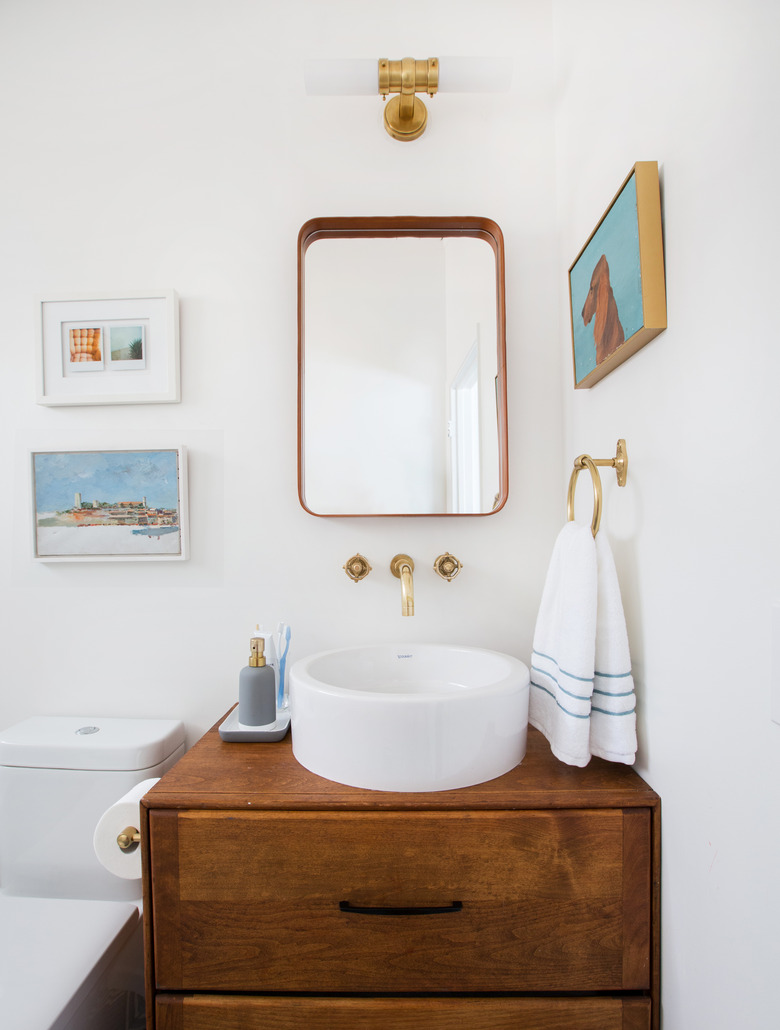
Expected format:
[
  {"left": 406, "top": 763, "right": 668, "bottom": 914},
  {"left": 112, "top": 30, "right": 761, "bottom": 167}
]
[{"left": 339, "top": 900, "right": 463, "bottom": 916}]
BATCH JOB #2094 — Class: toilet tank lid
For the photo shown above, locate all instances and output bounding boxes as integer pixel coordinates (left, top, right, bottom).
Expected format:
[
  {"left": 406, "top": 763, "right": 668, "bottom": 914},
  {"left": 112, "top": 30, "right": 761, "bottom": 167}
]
[{"left": 0, "top": 716, "right": 185, "bottom": 771}]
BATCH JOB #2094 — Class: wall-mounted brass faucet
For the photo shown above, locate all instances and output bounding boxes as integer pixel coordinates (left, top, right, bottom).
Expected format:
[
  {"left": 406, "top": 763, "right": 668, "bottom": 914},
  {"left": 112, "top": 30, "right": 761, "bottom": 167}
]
[
  {"left": 345, "top": 551, "right": 459, "bottom": 612},
  {"left": 390, "top": 553, "right": 415, "bottom": 616}
]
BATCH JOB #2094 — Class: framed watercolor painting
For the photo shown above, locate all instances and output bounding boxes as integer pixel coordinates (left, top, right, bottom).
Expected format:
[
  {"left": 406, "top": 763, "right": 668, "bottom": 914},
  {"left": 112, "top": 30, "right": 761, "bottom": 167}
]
[
  {"left": 569, "top": 161, "right": 667, "bottom": 389},
  {"left": 31, "top": 447, "right": 188, "bottom": 562},
  {"left": 36, "top": 290, "right": 179, "bottom": 405}
]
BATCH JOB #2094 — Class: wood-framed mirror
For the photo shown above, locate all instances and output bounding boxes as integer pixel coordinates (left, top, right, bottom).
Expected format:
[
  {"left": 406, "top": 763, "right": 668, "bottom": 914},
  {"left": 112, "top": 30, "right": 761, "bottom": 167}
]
[{"left": 298, "top": 216, "right": 508, "bottom": 516}]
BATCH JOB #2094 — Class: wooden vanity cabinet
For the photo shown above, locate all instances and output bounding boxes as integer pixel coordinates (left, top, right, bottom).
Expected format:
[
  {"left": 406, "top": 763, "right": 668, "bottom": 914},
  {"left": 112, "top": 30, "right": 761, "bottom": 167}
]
[{"left": 142, "top": 719, "right": 660, "bottom": 1030}]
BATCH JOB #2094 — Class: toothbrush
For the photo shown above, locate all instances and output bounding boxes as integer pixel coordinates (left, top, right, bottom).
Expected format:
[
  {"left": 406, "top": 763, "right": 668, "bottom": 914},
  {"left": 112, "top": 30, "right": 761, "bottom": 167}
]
[{"left": 277, "top": 622, "right": 291, "bottom": 709}]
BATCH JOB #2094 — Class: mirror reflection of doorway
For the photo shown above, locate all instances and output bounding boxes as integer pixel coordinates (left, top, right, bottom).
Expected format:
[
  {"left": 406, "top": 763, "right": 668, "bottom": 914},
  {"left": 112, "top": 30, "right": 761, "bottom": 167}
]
[{"left": 449, "top": 339, "right": 481, "bottom": 513}]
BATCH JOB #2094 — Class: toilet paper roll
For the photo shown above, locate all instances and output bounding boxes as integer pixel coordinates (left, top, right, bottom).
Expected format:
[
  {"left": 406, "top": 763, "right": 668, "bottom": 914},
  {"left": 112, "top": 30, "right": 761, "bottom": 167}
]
[{"left": 93, "top": 777, "right": 159, "bottom": 879}]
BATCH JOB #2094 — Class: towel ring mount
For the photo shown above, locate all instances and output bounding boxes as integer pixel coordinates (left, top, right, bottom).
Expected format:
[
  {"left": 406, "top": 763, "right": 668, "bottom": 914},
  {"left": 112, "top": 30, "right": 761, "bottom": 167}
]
[{"left": 567, "top": 439, "right": 628, "bottom": 537}]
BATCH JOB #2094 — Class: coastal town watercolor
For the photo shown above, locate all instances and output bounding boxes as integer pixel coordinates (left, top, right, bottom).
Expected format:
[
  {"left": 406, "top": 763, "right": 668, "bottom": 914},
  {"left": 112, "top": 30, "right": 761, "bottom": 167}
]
[{"left": 32, "top": 448, "right": 188, "bottom": 562}]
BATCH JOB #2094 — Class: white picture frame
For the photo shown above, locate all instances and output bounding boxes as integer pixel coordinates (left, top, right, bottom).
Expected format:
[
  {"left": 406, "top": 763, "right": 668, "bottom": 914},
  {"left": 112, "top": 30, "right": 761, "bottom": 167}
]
[
  {"left": 36, "top": 290, "right": 180, "bottom": 405},
  {"left": 31, "top": 446, "right": 189, "bottom": 562}
]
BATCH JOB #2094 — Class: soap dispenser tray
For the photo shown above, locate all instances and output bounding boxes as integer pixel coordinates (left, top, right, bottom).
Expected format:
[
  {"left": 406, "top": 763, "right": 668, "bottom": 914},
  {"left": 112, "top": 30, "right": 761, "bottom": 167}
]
[{"left": 218, "top": 707, "right": 291, "bottom": 742}]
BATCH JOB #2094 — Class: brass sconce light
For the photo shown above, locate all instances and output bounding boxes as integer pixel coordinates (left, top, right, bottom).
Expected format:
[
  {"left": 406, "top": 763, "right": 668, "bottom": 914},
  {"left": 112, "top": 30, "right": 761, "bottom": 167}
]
[
  {"left": 378, "top": 57, "right": 439, "bottom": 142},
  {"left": 303, "top": 56, "right": 512, "bottom": 143}
]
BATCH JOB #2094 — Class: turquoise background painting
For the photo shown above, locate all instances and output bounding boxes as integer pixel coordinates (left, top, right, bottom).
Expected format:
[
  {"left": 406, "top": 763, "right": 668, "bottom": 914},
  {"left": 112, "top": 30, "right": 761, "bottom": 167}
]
[{"left": 569, "top": 173, "right": 643, "bottom": 383}]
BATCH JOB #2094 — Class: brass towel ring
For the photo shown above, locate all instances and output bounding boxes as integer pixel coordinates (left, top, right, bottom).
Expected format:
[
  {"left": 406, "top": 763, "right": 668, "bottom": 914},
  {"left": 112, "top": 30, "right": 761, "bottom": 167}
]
[{"left": 567, "top": 439, "right": 628, "bottom": 537}]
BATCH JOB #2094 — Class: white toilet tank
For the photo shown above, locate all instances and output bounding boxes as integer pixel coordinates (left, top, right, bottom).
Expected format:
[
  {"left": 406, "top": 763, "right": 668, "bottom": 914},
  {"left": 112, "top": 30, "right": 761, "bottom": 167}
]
[{"left": 0, "top": 716, "right": 185, "bottom": 901}]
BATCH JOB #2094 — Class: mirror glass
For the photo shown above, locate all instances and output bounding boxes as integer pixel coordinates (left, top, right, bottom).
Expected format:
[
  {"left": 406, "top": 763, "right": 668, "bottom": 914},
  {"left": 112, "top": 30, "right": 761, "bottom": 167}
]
[{"left": 298, "top": 217, "right": 507, "bottom": 516}]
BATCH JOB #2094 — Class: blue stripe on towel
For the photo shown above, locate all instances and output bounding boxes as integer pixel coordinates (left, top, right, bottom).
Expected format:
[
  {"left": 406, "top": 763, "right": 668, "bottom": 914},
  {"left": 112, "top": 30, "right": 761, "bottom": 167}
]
[
  {"left": 594, "top": 669, "right": 633, "bottom": 679},
  {"left": 533, "top": 650, "right": 593, "bottom": 683},
  {"left": 591, "top": 704, "right": 636, "bottom": 716},
  {"left": 530, "top": 664, "right": 592, "bottom": 701},
  {"left": 530, "top": 680, "right": 590, "bottom": 718},
  {"left": 593, "top": 687, "right": 635, "bottom": 697}
]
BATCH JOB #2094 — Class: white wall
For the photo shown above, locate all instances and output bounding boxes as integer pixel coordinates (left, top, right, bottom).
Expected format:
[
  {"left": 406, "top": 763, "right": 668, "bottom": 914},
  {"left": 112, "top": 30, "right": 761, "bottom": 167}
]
[
  {"left": 554, "top": 1, "right": 780, "bottom": 1027},
  {"left": 0, "top": 1, "right": 560, "bottom": 735}
]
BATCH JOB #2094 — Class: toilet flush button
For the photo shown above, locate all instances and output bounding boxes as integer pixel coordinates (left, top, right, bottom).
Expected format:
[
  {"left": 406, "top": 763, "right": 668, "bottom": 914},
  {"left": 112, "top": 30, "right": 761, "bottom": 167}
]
[{"left": 75, "top": 726, "right": 100, "bottom": 735}]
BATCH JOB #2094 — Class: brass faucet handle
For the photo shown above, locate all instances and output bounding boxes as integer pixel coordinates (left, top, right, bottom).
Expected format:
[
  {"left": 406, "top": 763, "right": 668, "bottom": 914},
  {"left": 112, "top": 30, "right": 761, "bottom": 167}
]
[
  {"left": 343, "top": 553, "right": 372, "bottom": 583},
  {"left": 433, "top": 552, "right": 463, "bottom": 582}
]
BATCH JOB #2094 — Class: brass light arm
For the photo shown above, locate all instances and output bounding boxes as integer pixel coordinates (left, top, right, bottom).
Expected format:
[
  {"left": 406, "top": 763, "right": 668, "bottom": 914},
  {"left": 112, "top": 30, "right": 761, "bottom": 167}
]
[{"left": 378, "top": 58, "right": 439, "bottom": 141}]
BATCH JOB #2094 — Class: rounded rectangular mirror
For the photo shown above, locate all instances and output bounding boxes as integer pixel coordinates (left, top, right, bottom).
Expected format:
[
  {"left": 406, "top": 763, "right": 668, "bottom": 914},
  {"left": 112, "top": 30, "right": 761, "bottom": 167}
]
[{"left": 298, "top": 216, "right": 508, "bottom": 516}]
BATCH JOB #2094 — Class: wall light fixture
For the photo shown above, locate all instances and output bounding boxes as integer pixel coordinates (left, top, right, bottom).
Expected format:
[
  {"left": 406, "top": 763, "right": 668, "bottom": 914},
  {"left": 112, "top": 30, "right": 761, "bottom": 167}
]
[
  {"left": 378, "top": 57, "right": 438, "bottom": 141},
  {"left": 304, "top": 56, "right": 512, "bottom": 142}
]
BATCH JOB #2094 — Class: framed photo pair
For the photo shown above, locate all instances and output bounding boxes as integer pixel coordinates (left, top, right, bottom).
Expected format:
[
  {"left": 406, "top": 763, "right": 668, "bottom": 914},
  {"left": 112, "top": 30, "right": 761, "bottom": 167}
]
[
  {"left": 569, "top": 162, "right": 667, "bottom": 388},
  {"left": 36, "top": 290, "right": 179, "bottom": 405}
]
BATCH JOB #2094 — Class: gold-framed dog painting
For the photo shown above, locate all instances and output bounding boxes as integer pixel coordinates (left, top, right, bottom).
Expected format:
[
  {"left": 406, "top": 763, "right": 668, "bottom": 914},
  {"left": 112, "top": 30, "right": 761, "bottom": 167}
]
[{"left": 569, "top": 161, "right": 667, "bottom": 389}]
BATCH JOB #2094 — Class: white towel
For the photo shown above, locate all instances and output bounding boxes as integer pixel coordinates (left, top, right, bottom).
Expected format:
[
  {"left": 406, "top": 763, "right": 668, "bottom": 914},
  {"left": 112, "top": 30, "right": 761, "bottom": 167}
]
[
  {"left": 529, "top": 522, "right": 598, "bottom": 767},
  {"left": 529, "top": 522, "right": 637, "bottom": 767},
  {"left": 590, "top": 531, "right": 637, "bottom": 763}
]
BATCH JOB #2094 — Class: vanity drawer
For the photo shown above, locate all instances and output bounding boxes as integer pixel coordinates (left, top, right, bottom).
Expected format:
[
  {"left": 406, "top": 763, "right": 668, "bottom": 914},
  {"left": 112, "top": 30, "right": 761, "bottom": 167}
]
[
  {"left": 150, "top": 808, "right": 650, "bottom": 993},
  {"left": 156, "top": 994, "right": 651, "bottom": 1029}
]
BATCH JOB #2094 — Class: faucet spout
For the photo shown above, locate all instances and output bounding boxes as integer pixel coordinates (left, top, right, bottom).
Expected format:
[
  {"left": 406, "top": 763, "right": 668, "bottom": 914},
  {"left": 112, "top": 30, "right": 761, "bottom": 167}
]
[{"left": 390, "top": 554, "right": 415, "bottom": 616}]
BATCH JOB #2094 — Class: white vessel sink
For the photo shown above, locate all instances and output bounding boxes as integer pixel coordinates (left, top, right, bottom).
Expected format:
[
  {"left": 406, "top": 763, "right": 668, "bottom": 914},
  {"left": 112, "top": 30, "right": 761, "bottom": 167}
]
[{"left": 289, "top": 644, "right": 530, "bottom": 792}]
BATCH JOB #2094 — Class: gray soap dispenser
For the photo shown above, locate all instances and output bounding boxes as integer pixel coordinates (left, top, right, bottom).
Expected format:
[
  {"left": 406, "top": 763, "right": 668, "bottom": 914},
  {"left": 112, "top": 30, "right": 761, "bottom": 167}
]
[
  {"left": 238, "top": 634, "right": 276, "bottom": 726},
  {"left": 219, "top": 631, "right": 291, "bottom": 742}
]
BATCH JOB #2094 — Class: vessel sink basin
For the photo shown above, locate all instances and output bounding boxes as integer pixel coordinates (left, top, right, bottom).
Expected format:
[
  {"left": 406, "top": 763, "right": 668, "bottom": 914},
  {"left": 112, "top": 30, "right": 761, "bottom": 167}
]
[{"left": 289, "top": 644, "right": 530, "bottom": 792}]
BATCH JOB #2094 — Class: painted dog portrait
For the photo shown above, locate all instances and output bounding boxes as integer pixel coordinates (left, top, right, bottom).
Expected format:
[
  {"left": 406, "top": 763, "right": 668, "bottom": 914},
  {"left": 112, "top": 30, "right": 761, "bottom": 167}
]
[{"left": 581, "top": 254, "right": 625, "bottom": 364}]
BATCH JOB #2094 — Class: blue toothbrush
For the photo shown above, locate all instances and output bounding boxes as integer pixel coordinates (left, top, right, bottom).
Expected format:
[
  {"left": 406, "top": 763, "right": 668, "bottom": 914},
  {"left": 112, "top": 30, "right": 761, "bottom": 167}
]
[{"left": 277, "top": 623, "right": 291, "bottom": 709}]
